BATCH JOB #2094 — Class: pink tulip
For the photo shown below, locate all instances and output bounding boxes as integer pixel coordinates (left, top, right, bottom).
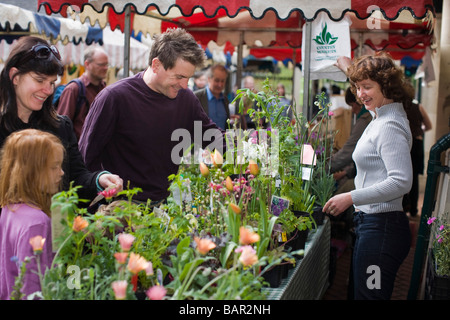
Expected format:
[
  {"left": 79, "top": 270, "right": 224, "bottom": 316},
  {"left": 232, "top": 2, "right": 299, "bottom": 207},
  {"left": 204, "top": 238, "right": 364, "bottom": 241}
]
[
  {"left": 146, "top": 285, "right": 167, "bottom": 300},
  {"left": 118, "top": 233, "right": 135, "bottom": 252},
  {"left": 114, "top": 252, "right": 128, "bottom": 264},
  {"left": 99, "top": 187, "right": 117, "bottom": 200},
  {"left": 235, "top": 245, "right": 258, "bottom": 267},
  {"left": 112, "top": 280, "right": 128, "bottom": 300}
]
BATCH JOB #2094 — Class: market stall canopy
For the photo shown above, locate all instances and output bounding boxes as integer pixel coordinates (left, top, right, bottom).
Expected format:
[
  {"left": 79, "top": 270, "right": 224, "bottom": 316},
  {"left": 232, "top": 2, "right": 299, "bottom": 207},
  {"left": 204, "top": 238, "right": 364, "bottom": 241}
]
[
  {"left": 37, "top": 0, "right": 435, "bottom": 63},
  {"left": 0, "top": 3, "right": 102, "bottom": 45},
  {"left": 38, "top": 0, "right": 435, "bottom": 24}
]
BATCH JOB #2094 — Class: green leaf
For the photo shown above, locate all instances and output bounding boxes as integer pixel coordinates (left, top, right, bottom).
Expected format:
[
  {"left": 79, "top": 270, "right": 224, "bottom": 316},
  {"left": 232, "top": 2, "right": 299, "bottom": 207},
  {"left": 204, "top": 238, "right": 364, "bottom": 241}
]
[{"left": 176, "top": 237, "right": 191, "bottom": 257}]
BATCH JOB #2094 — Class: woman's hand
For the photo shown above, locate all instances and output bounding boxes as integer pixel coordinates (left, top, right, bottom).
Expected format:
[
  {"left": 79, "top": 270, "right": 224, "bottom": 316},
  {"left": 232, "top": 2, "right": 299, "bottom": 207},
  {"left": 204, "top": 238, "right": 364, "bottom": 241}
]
[
  {"left": 323, "top": 192, "right": 353, "bottom": 216},
  {"left": 334, "top": 56, "right": 352, "bottom": 76}
]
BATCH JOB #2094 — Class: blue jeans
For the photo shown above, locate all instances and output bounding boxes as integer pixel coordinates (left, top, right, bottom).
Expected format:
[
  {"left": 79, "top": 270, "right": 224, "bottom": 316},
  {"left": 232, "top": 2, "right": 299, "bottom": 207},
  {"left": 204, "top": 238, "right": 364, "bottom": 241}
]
[{"left": 352, "top": 211, "right": 411, "bottom": 300}]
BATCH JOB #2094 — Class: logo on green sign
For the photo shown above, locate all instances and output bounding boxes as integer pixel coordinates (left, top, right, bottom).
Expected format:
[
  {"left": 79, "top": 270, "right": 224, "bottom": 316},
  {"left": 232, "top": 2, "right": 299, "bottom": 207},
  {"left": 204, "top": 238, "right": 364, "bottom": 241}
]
[{"left": 313, "top": 23, "right": 338, "bottom": 45}]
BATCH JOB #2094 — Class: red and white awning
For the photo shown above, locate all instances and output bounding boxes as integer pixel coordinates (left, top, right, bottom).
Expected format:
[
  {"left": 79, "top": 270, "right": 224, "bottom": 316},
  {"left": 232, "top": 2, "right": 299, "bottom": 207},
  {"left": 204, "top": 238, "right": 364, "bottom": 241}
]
[{"left": 37, "top": 0, "right": 435, "bottom": 62}]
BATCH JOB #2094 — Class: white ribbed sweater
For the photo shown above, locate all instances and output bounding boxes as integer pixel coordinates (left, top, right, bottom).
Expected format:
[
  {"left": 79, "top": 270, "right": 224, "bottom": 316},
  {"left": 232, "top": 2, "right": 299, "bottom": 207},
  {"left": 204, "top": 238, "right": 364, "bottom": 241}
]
[{"left": 351, "top": 102, "right": 413, "bottom": 213}]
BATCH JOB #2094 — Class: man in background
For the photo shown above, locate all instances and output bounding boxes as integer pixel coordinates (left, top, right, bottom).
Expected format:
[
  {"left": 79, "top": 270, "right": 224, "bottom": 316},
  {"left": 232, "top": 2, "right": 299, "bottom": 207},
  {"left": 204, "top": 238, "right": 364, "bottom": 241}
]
[{"left": 57, "top": 47, "right": 109, "bottom": 140}]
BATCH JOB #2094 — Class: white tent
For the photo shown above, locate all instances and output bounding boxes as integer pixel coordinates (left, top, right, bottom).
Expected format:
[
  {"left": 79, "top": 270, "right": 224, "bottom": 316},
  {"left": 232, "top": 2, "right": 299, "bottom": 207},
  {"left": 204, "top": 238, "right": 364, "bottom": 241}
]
[{"left": 55, "top": 28, "right": 150, "bottom": 70}]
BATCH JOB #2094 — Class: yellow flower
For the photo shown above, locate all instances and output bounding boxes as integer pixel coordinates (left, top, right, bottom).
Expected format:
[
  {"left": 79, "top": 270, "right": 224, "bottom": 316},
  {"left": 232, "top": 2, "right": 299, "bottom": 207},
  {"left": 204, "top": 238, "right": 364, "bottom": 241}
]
[
  {"left": 29, "top": 235, "right": 45, "bottom": 254},
  {"left": 239, "top": 227, "right": 260, "bottom": 245},
  {"left": 127, "top": 252, "right": 150, "bottom": 275},
  {"left": 229, "top": 203, "right": 241, "bottom": 215},
  {"left": 199, "top": 162, "right": 209, "bottom": 177},
  {"left": 194, "top": 236, "right": 216, "bottom": 255},
  {"left": 72, "top": 216, "right": 88, "bottom": 232}
]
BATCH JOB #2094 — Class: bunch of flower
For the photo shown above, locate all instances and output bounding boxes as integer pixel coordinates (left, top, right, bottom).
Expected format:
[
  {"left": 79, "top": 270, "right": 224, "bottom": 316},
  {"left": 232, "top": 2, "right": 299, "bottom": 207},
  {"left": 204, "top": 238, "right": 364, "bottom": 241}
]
[
  {"left": 111, "top": 233, "right": 166, "bottom": 300},
  {"left": 427, "top": 215, "right": 450, "bottom": 277}
]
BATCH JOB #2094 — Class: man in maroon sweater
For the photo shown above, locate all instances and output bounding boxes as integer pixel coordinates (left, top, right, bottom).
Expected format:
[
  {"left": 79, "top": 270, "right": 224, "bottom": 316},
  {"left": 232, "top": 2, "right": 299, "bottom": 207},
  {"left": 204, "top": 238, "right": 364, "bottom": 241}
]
[{"left": 79, "top": 29, "right": 224, "bottom": 203}]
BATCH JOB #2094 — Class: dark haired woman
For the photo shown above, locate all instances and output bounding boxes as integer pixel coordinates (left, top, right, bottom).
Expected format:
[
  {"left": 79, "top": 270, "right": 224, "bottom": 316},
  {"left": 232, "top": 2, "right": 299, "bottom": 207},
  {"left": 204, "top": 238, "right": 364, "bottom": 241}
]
[{"left": 0, "top": 36, "right": 122, "bottom": 202}]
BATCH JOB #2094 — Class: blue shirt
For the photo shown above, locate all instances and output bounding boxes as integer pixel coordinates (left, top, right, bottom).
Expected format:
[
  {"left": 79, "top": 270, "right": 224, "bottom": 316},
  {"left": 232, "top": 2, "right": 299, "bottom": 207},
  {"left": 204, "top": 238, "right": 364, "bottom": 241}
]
[{"left": 206, "top": 86, "right": 228, "bottom": 130}]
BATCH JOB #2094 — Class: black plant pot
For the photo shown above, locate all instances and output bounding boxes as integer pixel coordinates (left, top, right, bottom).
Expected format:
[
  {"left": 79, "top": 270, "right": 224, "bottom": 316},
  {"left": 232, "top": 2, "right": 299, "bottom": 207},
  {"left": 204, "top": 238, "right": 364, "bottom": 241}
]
[
  {"left": 262, "top": 265, "right": 283, "bottom": 288},
  {"left": 312, "top": 206, "right": 325, "bottom": 226}
]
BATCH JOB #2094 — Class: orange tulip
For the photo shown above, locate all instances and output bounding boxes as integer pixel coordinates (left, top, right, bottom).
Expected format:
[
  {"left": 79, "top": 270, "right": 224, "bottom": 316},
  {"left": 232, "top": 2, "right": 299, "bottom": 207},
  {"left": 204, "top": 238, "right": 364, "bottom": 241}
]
[
  {"left": 229, "top": 203, "right": 241, "bottom": 214},
  {"left": 72, "top": 216, "right": 88, "bottom": 232},
  {"left": 225, "top": 176, "right": 234, "bottom": 192},
  {"left": 127, "top": 252, "right": 150, "bottom": 275},
  {"left": 248, "top": 160, "right": 259, "bottom": 176},
  {"left": 239, "top": 227, "right": 260, "bottom": 245},
  {"left": 194, "top": 236, "right": 216, "bottom": 255},
  {"left": 199, "top": 162, "right": 209, "bottom": 177},
  {"left": 29, "top": 235, "right": 45, "bottom": 254}
]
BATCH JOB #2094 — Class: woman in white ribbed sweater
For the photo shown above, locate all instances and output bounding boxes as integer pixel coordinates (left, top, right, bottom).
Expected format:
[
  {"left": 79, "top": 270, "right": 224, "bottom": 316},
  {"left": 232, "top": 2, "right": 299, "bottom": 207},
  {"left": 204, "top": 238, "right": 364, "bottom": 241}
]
[{"left": 324, "top": 53, "right": 414, "bottom": 300}]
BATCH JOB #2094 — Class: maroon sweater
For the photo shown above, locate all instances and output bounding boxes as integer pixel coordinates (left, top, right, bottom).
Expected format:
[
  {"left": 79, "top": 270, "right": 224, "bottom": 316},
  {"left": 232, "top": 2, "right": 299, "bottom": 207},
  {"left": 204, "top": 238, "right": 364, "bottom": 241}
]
[{"left": 79, "top": 72, "right": 223, "bottom": 202}]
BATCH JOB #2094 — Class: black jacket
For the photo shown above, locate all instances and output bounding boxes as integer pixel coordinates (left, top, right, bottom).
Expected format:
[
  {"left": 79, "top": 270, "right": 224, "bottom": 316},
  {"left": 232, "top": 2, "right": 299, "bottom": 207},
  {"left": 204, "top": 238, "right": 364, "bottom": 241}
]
[{"left": 0, "top": 115, "right": 100, "bottom": 201}]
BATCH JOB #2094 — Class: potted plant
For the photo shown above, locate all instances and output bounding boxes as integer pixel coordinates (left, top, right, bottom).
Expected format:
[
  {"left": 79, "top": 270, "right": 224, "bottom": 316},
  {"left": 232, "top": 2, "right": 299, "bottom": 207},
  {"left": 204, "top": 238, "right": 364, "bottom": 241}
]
[{"left": 426, "top": 215, "right": 450, "bottom": 300}]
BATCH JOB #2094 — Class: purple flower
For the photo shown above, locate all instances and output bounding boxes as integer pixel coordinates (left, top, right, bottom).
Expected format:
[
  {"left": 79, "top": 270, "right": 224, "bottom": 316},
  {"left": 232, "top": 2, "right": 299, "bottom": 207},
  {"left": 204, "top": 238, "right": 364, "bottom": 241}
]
[{"left": 427, "top": 217, "right": 436, "bottom": 225}]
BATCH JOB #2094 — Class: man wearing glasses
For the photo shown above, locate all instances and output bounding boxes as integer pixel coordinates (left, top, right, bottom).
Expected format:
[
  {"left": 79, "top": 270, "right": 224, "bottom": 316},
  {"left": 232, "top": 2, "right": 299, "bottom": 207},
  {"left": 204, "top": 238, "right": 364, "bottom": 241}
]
[{"left": 57, "top": 47, "right": 109, "bottom": 140}]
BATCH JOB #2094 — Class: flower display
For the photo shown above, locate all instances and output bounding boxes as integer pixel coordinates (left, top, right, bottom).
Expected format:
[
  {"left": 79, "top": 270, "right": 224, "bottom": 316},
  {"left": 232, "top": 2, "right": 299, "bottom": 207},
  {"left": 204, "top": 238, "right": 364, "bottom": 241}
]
[{"left": 19, "top": 79, "right": 332, "bottom": 300}]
